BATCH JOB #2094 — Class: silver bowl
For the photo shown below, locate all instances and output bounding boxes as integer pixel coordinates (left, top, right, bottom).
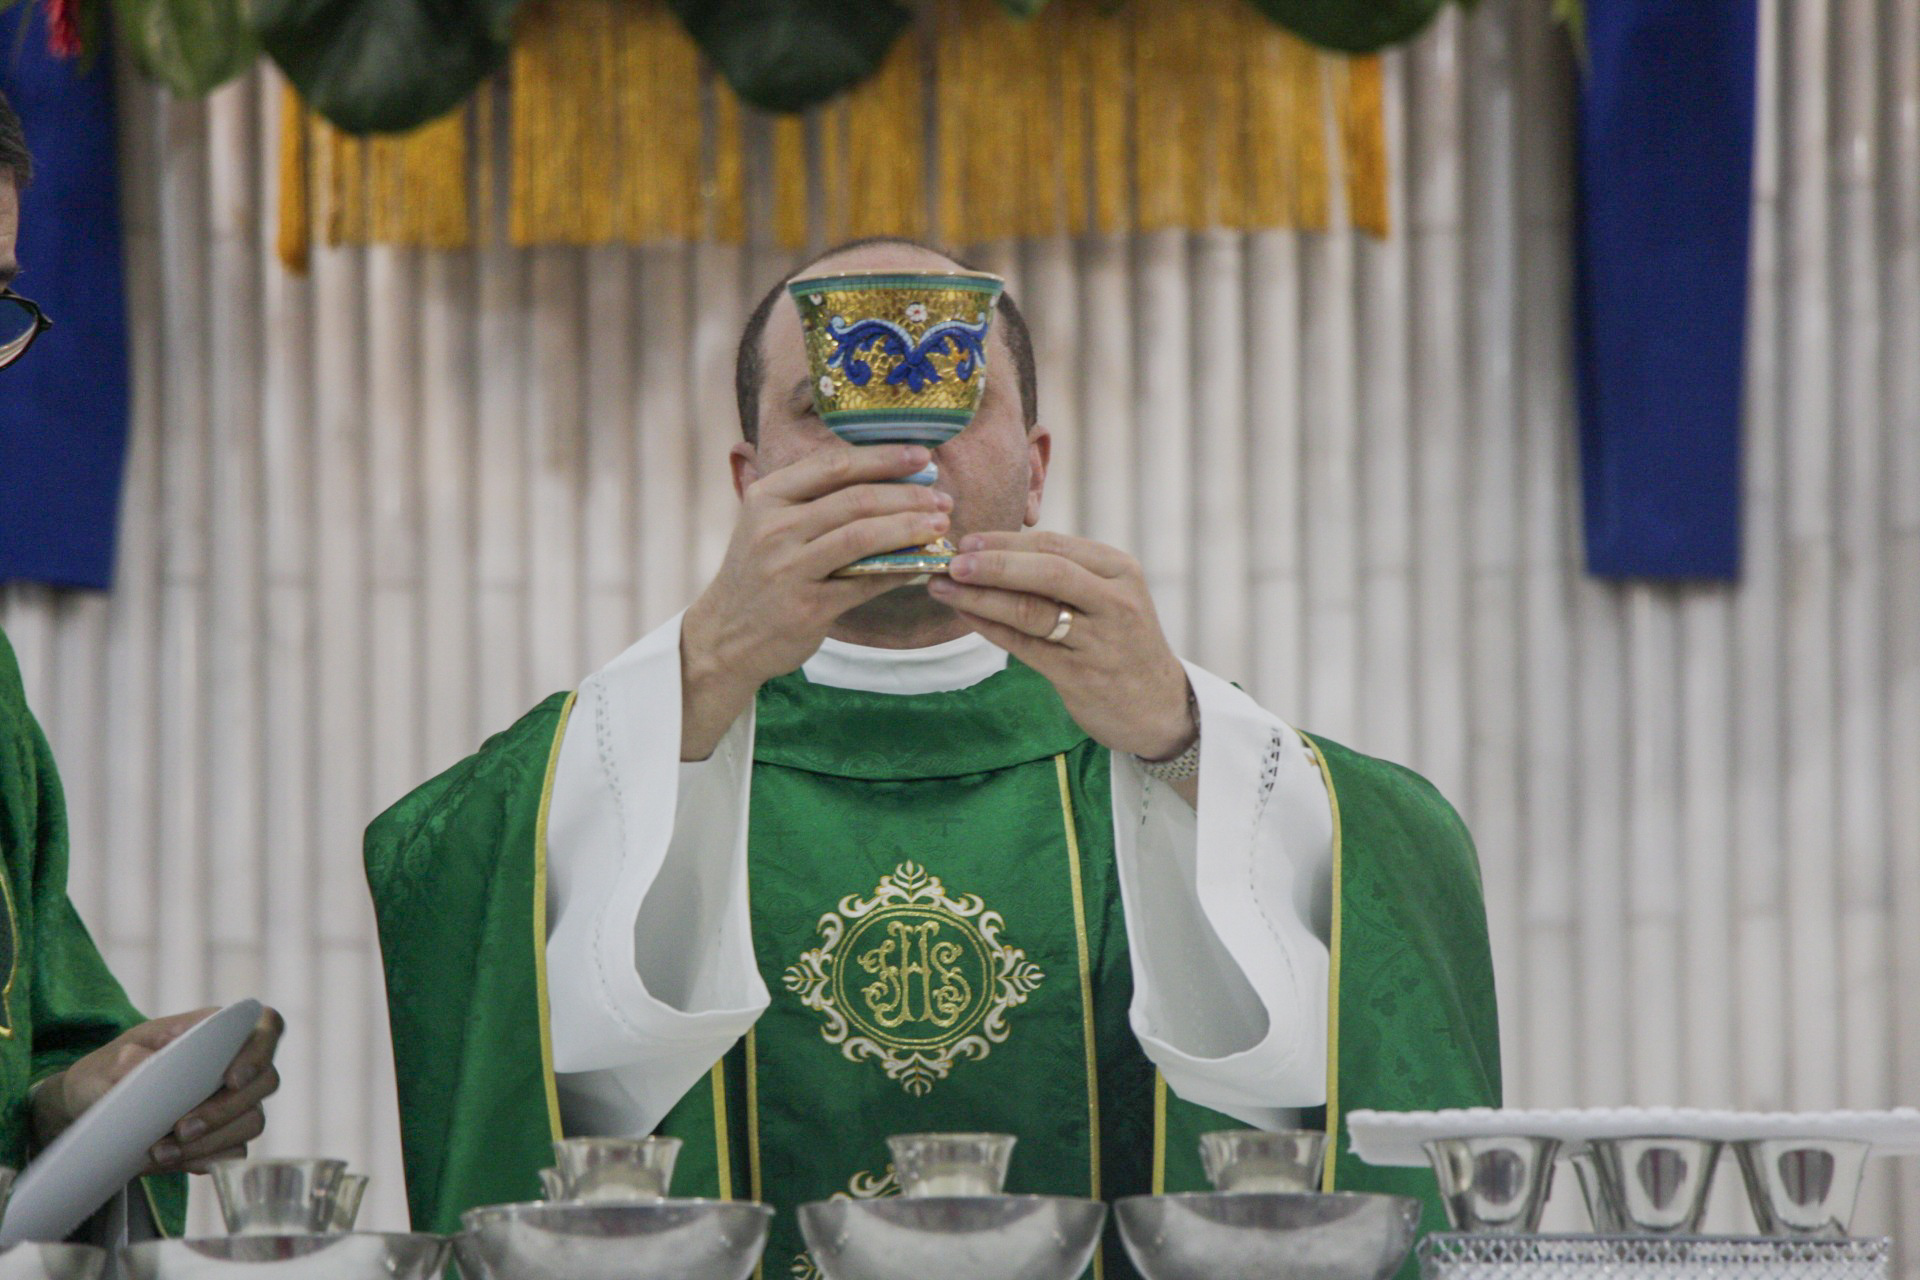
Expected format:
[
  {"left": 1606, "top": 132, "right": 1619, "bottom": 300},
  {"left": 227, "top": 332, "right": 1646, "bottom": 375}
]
[
  {"left": 455, "top": 1201, "right": 772, "bottom": 1280},
  {"left": 1115, "top": 1192, "right": 1420, "bottom": 1280},
  {"left": 1423, "top": 1136, "right": 1560, "bottom": 1233},
  {"left": 1200, "top": 1131, "right": 1327, "bottom": 1194},
  {"left": 209, "top": 1160, "right": 348, "bottom": 1237},
  {"left": 0, "top": 1245, "right": 106, "bottom": 1280},
  {"left": 886, "top": 1134, "right": 1016, "bottom": 1199},
  {"left": 799, "top": 1196, "right": 1105, "bottom": 1280},
  {"left": 1588, "top": 1137, "right": 1723, "bottom": 1235},
  {"left": 1733, "top": 1138, "right": 1870, "bottom": 1238},
  {"left": 546, "top": 1138, "right": 681, "bottom": 1203},
  {"left": 325, "top": 1177, "right": 369, "bottom": 1234},
  {"left": 122, "top": 1234, "right": 449, "bottom": 1280}
]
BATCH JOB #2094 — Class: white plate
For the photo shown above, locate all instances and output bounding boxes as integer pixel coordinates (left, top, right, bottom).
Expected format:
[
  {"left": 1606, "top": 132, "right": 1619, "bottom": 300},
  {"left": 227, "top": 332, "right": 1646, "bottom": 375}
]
[
  {"left": 1346, "top": 1106, "right": 1920, "bottom": 1167},
  {"left": 0, "top": 999, "right": 262, "bottom": 1245}
]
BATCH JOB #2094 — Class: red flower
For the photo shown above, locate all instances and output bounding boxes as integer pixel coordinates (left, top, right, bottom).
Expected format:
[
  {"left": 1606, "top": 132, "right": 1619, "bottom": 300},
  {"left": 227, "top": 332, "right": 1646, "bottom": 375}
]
[{"left": 45, "top": 0, "right": 84, "bottom": 58}]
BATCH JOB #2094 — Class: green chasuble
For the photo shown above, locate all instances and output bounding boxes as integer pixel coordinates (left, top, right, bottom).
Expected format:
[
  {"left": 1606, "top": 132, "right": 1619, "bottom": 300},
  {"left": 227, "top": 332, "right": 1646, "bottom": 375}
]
[
  {"left": 367, "top": 662, "right": 1497, "bottom": 1280},
  {"left": 0, "top": 628, "right": 186, "bottom": 1233}
]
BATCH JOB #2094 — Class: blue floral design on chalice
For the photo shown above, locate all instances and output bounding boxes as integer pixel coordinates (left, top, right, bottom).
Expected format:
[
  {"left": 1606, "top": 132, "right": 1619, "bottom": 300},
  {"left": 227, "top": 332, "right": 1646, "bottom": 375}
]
[{"left": 788, "top": 270, "right": 1005, "bottom": 577}]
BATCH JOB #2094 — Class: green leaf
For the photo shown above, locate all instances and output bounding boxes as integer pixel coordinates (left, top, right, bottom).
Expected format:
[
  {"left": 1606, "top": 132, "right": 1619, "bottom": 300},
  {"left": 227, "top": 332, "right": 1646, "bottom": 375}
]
[
  {"left": 995, "top": 0, "right": 1050, "bottom": 17},
  {"left": 669, "top": 0, "right": 912, "bottom": 114},
  {"left": 1551, "top": 0, "right": 1587, "bottom": 68},
  {"left": 254, "top": 0, "right": 521, "bottom": 134},
  {"left": 1238, "top": 0, "right": 1448, "bottom": 53},
  {"left": 115, "top": 0, "right": 257, "bottom": 97}
]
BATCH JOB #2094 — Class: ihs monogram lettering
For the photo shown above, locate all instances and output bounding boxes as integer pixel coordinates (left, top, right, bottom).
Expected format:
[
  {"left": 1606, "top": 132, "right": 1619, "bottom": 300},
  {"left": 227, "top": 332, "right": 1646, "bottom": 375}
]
[
  {"left": 856, "top": 918, "right": 973, "bottom": 1031},
  {"left": 783, "top": 862, "right": 1044, "bottom": 1095}
]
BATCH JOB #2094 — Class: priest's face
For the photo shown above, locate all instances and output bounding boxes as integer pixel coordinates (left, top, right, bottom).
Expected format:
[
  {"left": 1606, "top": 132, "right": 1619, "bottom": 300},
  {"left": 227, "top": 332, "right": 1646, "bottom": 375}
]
[{"left": 733, "top": 244, "right": 1051, "bottom": 627}]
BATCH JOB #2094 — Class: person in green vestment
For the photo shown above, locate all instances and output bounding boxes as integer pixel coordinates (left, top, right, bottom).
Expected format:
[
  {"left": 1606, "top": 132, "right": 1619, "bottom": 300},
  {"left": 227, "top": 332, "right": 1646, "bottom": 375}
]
[
  {"left": 0, "top": 95, "right": 284, "bottom": 1233},
  {"left": 368, "top": 239, "right": 1499, "bottom": 1280}
]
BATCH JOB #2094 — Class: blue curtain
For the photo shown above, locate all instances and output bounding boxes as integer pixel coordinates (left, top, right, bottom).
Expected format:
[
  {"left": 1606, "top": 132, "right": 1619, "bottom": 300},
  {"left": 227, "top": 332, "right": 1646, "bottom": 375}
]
[
  {"left": 0, "top": 4, "right": 131, "bottom": 590},
  {"left": 1575, "top": 0, "right": 1757, "bottom": 580}
]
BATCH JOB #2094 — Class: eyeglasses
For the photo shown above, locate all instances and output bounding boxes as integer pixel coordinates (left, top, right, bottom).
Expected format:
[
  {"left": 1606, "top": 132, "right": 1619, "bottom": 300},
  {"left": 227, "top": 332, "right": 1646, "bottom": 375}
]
[{"left": 0, "top": 290, "right": 52, "bottom": 370}]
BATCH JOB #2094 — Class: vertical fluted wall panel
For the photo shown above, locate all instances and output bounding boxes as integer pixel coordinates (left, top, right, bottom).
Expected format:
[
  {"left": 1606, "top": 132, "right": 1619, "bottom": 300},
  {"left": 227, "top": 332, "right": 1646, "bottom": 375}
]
[{"left": 0, "top": 3, "right": 1915, "bottom": 1262}]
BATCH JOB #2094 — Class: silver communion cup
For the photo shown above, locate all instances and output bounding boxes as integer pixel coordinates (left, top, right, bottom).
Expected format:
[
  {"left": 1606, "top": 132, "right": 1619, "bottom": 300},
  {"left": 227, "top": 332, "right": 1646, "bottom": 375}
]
[
  {"left": 885, "top": 1133, "right": 1017, "bottom": 1198},
  {"left": 323, "top": 1174, "right": 368, "bottom": 1234},
  {"left": 1422, "top": 1137, "right": 1560, "bottom": 1234},
  {"left": 1568, "top": 1149, "right": 1624, "bottom": 1233},
  {"left": 799, "top": 1195, "right": 1106, "bottom": 1280},
  {"left": 209, "top": 1158, "right": 348, "bottom": 1236},
  {"left": 1733, "top": 1138, "right": 1870, "bottom": 1238},
  {"left": 548, "top": 1137, "right": 682, "bottom": 1203},
  {"left": 122, "top": 1234, "right": 450, "bottom": 1280},
  {"left": 537, "top": 1169, "right": 567, "bottom": 1202},
  {"left": 1199, "top": 1131, "right": 1328, "bottom": 1194},
  {"left": 0, "top": 1245, "right": 106, "bottom": 1280},
  {"left": 1588, "top": 1136, "right": 1723, "bottom": 1235},
  {"left": 1115, "top": 1191, "right": 1421, "bottom": 1280}
]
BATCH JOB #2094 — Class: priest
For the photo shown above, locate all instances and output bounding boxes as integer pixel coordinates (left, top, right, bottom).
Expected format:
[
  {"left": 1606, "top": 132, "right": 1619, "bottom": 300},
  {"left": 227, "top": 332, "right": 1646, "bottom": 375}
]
[{"left": 369, "top": 239, "right": 1499, "bottom": 1278}]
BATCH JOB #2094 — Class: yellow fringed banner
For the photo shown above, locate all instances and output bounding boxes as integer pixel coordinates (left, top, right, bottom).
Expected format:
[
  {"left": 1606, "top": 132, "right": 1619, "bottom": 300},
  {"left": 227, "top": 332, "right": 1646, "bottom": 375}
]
[
  {"left": 277, "top": 0, "right": 1394, "bottom": 261},
  {"left": 1341, "top": 55, "right": 1389, "bottom": 236},
  {"left": 846, "top": 31, "right": 925, "bottom": 241},
  {"left": 276, "top": 86, "right": 309, "bottom": 273},
  {"left": 772, "top": 113, "right": 810, "bottom": 249},
  {"left": 708, "top": 77, "right": 746, "bottom": 243}
]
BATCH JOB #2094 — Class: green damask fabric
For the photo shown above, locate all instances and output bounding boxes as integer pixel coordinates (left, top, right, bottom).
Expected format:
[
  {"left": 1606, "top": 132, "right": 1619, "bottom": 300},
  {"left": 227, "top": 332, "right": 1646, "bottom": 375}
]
[
  {"left": 0, "top": 627, "right": 186, "bottom": 1233},
  {"left": 657, "top": 661, "right": 1154, "bottom": 1277},
  {"left": 366, "top": 663, "right": 1498, "bottom": 1280}
]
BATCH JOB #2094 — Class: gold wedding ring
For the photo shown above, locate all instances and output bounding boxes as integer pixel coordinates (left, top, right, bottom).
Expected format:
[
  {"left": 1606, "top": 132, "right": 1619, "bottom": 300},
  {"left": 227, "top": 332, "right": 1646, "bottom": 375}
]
[{"left": 1045, "top": 608, "right": 1074, "bottom": 644}]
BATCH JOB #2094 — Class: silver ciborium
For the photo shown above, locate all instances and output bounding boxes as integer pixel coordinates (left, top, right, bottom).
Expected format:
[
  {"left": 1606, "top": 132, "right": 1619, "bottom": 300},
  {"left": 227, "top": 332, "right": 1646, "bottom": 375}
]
[
  {"left": 1733, "top": 1138, "right": 1869, "bottom": 1238},
  {"left": 544, "top": 1137, "right": 682, "bottom": 1203},
  {"left": 0, "top": 1245, "right": 107, "bottom": 1280},
  {"left": 1422, "top": 1136, "right": 1560, "bottom": 1234},
  {"left": 1587, "top": 1136, "right": 1723, "bottom": 1235},
  {"left": 122, "top": 1234, "right": 450, "bottom": 1280},
  {"left": 1199, "top": 1131, "right": 1328, "bottom": 1194},
  {"left": 799, "top": 1132, "right": 1104, "bottom": 1280},
  {"left": 209, "top": 1159, "right": 348, "bottom": 1237},
  {"left": 1115, "top": 1191, "right": 1421, "bottom": 1280},
  {"left": 455, "top": 1201, "right": 772, "bottom": 1280}
]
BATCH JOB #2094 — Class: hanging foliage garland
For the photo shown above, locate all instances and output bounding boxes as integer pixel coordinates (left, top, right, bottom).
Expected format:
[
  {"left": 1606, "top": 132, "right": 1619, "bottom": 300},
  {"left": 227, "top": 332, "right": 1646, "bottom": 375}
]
[
  {"left": 45, "top": 0, "right": 1554, "bottom": 134},
  {"left": 668, "top": 0, "right": 915, "bottom": 115}
]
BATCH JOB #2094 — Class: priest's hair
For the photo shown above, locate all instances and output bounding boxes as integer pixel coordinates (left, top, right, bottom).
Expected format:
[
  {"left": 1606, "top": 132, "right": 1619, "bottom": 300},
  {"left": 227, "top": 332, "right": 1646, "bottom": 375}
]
[
  {"left": 735, "top": 236, "right": 1038, "bottom": 444},
  {"left": 0, "top": 92, "right": 30, "bottom": 190}
]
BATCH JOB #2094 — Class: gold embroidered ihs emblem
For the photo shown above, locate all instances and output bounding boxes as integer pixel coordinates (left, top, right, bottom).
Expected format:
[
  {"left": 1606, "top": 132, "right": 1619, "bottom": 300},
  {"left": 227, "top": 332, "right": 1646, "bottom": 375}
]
[{"left": 784, "top": 862, "right": 1044, "bottom": 1095}]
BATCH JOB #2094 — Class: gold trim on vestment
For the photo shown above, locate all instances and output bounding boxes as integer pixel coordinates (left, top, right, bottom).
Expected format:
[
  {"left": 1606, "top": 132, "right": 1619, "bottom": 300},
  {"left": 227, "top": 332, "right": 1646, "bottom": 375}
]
[
  {"left": 711, "top": 1060, "right": 734, "bottom": 1200},
  {"left": 1151, "top": 1070, "right": 1167, "bottom": 1194},
  {"left": 0, "top": 852, "right": 16, "bottom": 1039},
  {"left": 1301, "top": 733, "right": 1342, "bottom": 1192},
  {"left": 1053, "top": 754, "right": 1102, "bottom": 1280},
  {"left": 139, "top": 1177, "right": 172, "bottom": 1237},
  {"left": 747, "top": 1025, "right": 764, "bottom": 1280},
  {"left": 533, "top": 692, "right": 579, "bottom": 1144}
]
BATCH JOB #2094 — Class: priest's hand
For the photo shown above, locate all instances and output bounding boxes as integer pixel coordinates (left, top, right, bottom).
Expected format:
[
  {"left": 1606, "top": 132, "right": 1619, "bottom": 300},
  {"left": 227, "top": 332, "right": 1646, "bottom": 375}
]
[
  {"left": 682, "top": 445, "right": 954, "bottom": 760},
  {"left": 30, "top": 1004, "right": 284, "bottom": 1174},
  {"left": 927, "top": 530, "right": 1199, "bottom": 787}
]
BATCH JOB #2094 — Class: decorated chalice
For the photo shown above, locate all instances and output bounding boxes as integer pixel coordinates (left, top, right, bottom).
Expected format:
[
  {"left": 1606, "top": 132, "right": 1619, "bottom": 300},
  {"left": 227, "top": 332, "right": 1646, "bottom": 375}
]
[{"left": 788, "top": 269, "right": 1004, "bottom": 577}]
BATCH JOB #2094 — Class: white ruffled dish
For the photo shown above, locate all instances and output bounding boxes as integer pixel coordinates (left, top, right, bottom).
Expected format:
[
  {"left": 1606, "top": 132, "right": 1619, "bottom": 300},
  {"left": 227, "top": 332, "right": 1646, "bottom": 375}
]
[{"left": 1345, "top": 1107, "right": 1920, "bottom": 1167}]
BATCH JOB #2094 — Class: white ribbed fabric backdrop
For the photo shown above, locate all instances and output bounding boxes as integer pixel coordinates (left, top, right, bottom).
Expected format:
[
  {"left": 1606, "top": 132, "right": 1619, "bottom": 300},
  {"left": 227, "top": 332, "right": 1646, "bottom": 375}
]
[{"left": 1, "top": 0, "right": 1917, "bottom": 1256}]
